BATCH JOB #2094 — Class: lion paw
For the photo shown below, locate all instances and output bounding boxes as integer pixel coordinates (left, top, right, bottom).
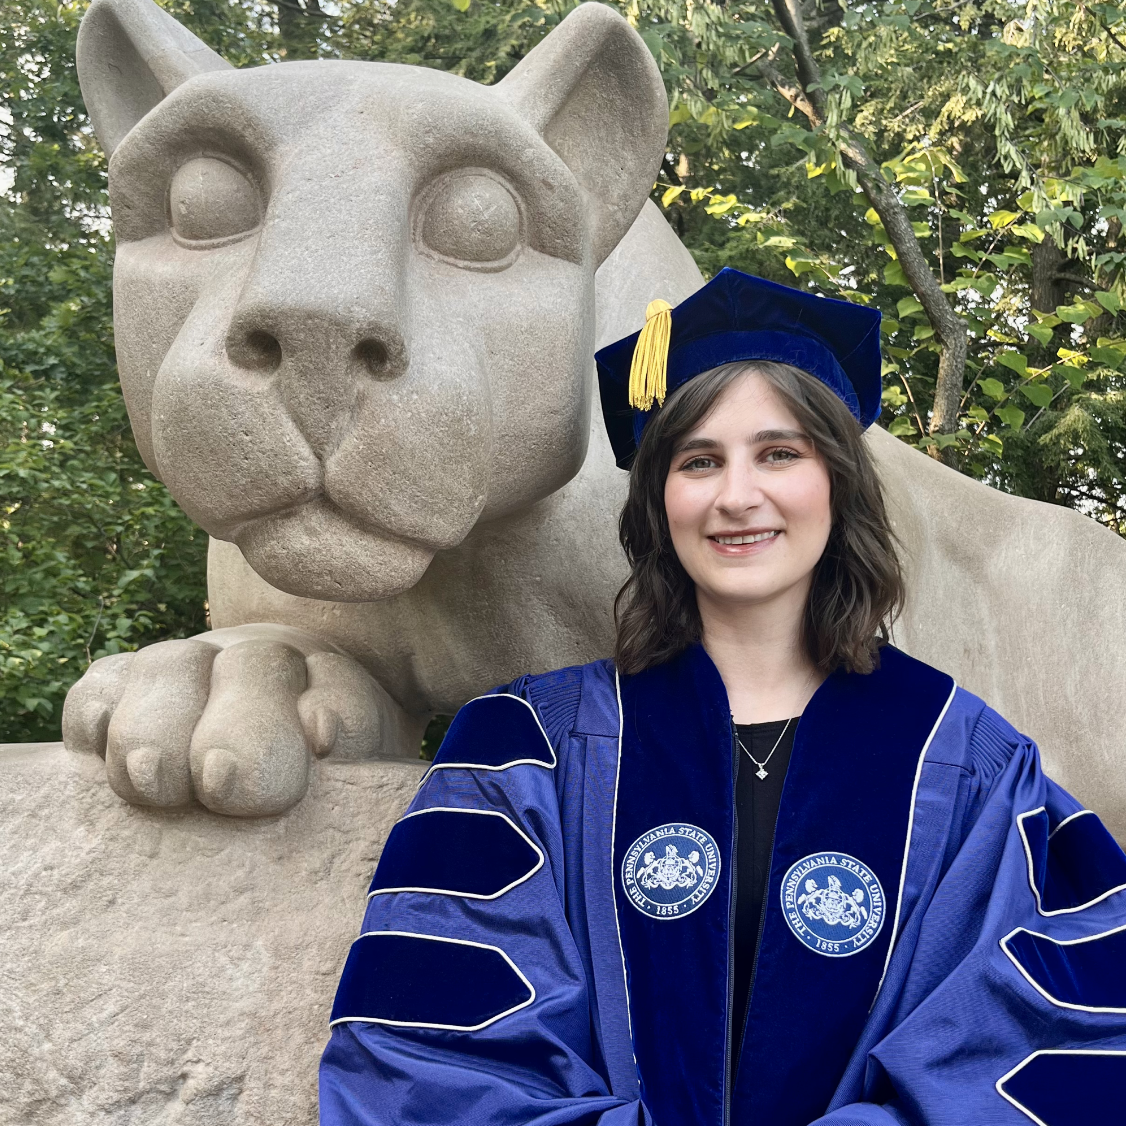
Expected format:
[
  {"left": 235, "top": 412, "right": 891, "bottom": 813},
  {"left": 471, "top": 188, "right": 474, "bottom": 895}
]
[{"left": 62, "top": 631, "right": 422, "bottom": 816}]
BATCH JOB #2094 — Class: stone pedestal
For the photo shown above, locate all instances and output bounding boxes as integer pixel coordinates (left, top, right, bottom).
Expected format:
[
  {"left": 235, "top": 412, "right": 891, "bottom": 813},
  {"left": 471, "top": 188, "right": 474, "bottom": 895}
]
[{"left": 0, "top": 743, "right": 420, "bottom": 1125}]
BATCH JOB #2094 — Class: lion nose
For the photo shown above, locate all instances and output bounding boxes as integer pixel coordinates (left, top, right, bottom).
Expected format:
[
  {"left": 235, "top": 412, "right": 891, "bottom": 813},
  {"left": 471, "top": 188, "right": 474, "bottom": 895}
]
[
  {"left": 225, "top": 327, "right": 283, "bottom": 374},
  {"left": 224, "top": 315, "right": 409, "bottom": 383},
  {"left": 224, "top": 300, "right": 410, "bottom": 457}
]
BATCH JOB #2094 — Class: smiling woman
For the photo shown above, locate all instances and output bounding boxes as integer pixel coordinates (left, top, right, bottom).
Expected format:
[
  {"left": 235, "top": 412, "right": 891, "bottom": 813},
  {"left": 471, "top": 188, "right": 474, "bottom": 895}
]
[
  {"left": 321, "top": 269, "right": 1126, "bottom": 1126},
  {"left": 615, "top": 359, "right": 902, "bottom": 691}
]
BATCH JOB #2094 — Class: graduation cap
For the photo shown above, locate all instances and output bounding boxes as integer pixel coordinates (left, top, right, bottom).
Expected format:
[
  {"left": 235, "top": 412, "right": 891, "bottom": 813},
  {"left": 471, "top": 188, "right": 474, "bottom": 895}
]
[{"left": 595, "top": 267, "right": 883, "bottom": 469}]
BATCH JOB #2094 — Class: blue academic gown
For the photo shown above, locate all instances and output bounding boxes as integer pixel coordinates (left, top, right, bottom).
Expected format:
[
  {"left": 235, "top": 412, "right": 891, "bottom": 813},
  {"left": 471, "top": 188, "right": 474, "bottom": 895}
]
[{"left": 319, "top": 645, "right": 1126, "bottom": 1126}]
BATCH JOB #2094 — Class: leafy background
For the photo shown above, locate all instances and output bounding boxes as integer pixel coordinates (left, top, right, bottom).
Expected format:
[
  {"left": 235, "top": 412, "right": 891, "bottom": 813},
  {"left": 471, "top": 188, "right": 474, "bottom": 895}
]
[{"left": 2, "top": 0, "right": 1125, "bottom": 741}]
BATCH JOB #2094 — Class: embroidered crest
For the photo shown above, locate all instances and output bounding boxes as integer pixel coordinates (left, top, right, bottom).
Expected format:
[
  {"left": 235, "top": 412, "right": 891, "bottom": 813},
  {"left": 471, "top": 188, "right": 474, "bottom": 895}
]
[
  {"left": 780, "top": 852, "right": 885, "bottom": 957},
  {"left": 622, "top": 823, "right": 721, "bottom": 919}
]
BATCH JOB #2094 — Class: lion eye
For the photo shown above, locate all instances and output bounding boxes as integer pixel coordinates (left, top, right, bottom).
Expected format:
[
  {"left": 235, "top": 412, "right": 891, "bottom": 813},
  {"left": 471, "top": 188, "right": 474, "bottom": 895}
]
[
  {"left": 417, "top": 171, "right": 522, "bottom": 269},
  {"left": 169, "top": 157, "right": 260, "bottom": 246}
]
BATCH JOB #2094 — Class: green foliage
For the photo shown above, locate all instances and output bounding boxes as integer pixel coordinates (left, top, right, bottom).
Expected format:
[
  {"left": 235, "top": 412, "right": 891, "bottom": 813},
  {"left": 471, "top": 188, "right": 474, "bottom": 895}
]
[
  {"left": 1, "top": 2, "right": 208, "bottom": 740},
  {"left": 1, "top": 363, "right": 208, "bottom": 740},
  {"left": 642, "top": 0, "right": 1126, "bottom": 526},
  {"left": 336, "top": 0, "right": 553, "bottom": 80},
  {"left": 4, "top": 0, "right": 1126, "bottom": 742}
]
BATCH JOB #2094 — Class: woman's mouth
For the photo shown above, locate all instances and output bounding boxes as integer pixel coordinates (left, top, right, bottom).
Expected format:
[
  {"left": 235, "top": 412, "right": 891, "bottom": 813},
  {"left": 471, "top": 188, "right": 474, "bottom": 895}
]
[{"left": 711, "top": 530, "right": 780, "bottom": 545}]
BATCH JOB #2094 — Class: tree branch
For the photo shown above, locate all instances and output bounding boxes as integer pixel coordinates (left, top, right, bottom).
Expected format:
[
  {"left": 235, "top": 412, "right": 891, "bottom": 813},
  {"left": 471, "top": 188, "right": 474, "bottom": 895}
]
[
  {"left": 1102, "top": 21, "right": 1126, "bottom": 55},
  {"left": 661, "top": 154, "right": 685, "bottom": 187},
  {"left": 771, "top": 0, "right": 828, "bottom": 121},
  {"left": 1053, "top": 271, "right": 1094, "bottom": 290},
  {"left": 275, "top": 0, "right": 325, "bottom": 15},
  {"left": 755, "top": 52, "right": 819, "bottom": 124},
  {"left": 762, "top": 0, "right": 968, "bottom": 451},
  {"left": 730, "top": 48, "right": 770, "bottom": 78},
  {"left": 888, "top": 100, "right": 926, "bottom": 127},
  {"left": 916, "top": 0, "right": 974, "bottom": 23}
]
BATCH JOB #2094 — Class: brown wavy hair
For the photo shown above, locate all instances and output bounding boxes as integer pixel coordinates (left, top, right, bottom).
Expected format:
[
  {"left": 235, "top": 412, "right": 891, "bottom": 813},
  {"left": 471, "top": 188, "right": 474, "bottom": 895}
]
[{"left": 613, "top": 360, "right": 904, "bottom": 676}]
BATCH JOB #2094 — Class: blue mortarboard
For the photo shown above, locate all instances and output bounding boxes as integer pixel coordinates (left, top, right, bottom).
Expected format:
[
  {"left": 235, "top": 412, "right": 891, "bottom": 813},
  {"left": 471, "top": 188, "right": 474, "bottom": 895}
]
[{"left": 595, "top": 267, "right": 882, "bottom": 468}]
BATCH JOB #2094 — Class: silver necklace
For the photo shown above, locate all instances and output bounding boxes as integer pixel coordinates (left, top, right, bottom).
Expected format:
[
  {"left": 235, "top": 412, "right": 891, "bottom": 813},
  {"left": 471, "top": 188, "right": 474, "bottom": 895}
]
[{"left": 736, "top": 716, "right": 793, "bottom": 781}]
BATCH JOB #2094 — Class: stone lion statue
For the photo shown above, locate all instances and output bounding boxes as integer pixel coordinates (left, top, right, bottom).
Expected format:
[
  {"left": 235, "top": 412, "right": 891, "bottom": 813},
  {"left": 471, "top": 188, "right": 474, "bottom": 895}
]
[{"left": 64, "top": 0, "right": 1126, "bottom": 837}]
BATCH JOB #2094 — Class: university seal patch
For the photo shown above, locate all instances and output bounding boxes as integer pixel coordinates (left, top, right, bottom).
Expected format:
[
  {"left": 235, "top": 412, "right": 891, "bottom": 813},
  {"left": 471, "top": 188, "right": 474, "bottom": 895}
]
[
  {"left": 781, "top": 852, "right": 885, "bottom": 957},
  {"left": 622, "top": 823, "right": 721, "bottom": 920}
]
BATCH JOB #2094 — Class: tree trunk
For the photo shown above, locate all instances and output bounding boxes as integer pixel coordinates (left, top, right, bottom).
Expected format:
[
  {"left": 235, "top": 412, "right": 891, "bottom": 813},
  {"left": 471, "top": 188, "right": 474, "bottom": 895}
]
[
  {"left": 1028, "top": 237, "right": 1064, "bottom": 364},
  {"left": 1030, "top": 237, "right": 1063, "bottom": 316},
  {"left": 762, "top": 0, "right": 968, "bottom": 460}
]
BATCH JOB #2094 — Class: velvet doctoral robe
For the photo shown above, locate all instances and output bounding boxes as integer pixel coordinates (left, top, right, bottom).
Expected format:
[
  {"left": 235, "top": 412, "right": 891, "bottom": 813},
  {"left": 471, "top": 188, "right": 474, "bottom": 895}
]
[{"left": 318, "top": 645, "right": 1126, "bottom": 1126}]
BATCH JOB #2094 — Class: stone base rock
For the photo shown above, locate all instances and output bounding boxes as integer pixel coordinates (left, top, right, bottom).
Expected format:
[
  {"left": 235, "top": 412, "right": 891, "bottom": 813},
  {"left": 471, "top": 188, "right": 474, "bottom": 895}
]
[{"left": 0, "top": 743, "right": 421, "bottom": 1125}]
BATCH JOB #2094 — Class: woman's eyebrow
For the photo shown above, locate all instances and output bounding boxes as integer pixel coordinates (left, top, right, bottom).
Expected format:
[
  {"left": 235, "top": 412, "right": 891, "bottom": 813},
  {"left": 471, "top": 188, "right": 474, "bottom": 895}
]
[
  {"left": 673, "top": 436, "right": 721, "bottom": 454},
  {"left": 674, "top": 428, "right": 811, "bottom": 455},
  {"left": 754, "top": 428, "right": 810, "bottom": 443}
]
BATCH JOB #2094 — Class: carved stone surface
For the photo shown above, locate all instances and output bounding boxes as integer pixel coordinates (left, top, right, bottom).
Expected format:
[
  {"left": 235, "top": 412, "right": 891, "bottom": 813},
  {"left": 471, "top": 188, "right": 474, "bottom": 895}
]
[
  {"left": 871, "top": 422, "right": 1126, "bottom": 837},
  {"left": 0, "top": 741, "right": 420, "bottom": 1125}
]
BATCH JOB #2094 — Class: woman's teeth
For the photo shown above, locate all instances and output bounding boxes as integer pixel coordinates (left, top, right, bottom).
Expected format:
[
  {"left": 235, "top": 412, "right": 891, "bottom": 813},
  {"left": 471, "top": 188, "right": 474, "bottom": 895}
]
[{"left": 714, "top": 531, "right": 779, "bottom": 545}]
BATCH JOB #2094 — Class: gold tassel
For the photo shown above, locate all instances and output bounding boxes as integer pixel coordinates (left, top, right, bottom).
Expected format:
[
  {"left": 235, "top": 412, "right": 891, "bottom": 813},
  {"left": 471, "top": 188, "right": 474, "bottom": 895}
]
[{"left": 628, "top": 298, "right": 673, "bottom": 410}]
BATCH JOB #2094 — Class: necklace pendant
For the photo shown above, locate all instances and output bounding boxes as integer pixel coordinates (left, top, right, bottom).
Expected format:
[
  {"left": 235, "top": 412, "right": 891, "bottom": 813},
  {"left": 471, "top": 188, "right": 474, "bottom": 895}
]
[{"left": 755, "top": 766, "right": 768, "bottom": 781}]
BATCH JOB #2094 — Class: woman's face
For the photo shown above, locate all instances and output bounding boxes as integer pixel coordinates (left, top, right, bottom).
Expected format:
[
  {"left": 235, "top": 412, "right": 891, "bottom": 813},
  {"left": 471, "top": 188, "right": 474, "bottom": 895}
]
[{"left": 664, "top": 371, "right": 832, "bottom": 616}]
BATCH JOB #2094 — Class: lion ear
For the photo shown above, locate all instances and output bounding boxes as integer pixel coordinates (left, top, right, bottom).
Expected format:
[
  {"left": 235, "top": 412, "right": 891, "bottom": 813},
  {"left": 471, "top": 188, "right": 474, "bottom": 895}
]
[
  {"left": 77, "top": 0, "right": 232, "bottom": 156},
  {"left": 497, "top": 3, "right": 668, "bottom": 266}
]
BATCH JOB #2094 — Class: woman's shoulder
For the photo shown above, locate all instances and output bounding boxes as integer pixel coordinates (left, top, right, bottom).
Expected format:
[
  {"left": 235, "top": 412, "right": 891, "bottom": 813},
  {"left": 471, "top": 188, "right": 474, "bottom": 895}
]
[
  {"left": 879, "top": 646, "right": 1032, "bottom": 781},
  {"left": 501, "top": 658, "right": 619, "bottom": 748},
  {"left": 424, "top": 661, "right": 615, "bottom": 777},
  {"left": 938, "top": 680, "right": 1035, "bottom": 785}
]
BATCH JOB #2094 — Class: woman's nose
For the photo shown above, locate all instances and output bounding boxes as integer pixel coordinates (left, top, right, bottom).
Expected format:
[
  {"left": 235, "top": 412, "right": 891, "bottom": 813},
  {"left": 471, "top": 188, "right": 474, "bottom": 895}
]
[{"left": 715, "top": 463, "right": 766, "bottom": 515}]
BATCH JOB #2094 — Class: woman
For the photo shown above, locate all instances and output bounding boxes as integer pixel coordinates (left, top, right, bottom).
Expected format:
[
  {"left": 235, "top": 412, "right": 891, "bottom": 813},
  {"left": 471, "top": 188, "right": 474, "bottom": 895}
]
[{"left": 319, "top": 270, "right": 1126, "bottom": 1125}]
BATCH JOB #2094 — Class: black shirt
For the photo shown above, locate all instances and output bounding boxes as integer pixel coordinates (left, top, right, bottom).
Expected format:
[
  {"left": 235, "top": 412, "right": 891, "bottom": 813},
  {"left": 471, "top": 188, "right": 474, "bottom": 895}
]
[{"left": 731, "top": 717, "right": 798, "bottom": 1054}]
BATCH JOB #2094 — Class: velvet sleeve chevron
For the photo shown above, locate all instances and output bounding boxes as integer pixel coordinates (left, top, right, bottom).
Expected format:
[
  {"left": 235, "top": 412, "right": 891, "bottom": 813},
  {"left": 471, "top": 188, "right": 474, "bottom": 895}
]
[
  {"left": 809, "top": 701, "right": 1126, "bottom": 1126},
  {"left": 318, "top": 662, "right": 647, "bottom": 1126}
]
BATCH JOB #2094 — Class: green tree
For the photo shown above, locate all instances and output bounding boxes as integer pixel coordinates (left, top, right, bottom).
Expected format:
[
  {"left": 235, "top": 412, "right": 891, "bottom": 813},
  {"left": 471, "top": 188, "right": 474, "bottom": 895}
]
[
  {"left": 645, "top": 0, "right": 1126, "bottom": 518},
  {"left": 0, "top": 2, "right": 211, "bottom": 740}
]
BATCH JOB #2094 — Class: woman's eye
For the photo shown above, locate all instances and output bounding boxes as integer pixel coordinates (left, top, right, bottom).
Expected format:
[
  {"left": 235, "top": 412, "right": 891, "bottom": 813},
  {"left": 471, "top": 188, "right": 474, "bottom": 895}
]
[
  {"left": 417, "top": 171, "right": 522, "bottom": 269},
  {"left": 764, "top": 447, "right": 800, "bottom": 464},
  {"left": 680, "top": 456, "right": 717, "bottom": 471},
  {"left": 169, "top": 157, "right": 260, "bottom": 246}
]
